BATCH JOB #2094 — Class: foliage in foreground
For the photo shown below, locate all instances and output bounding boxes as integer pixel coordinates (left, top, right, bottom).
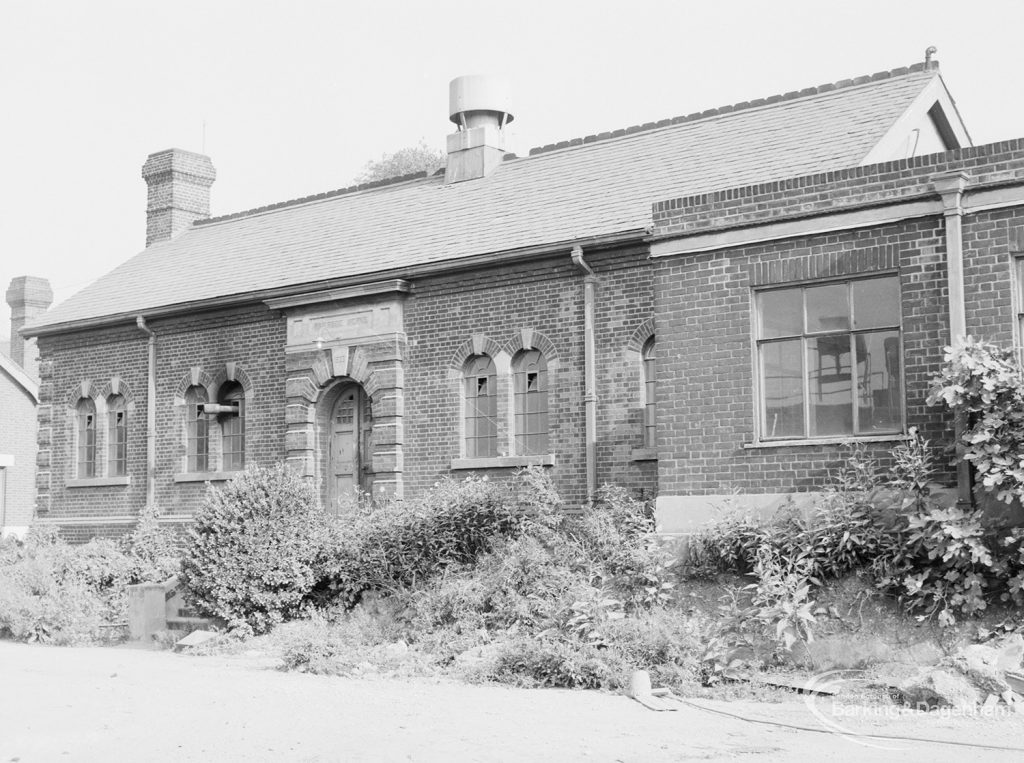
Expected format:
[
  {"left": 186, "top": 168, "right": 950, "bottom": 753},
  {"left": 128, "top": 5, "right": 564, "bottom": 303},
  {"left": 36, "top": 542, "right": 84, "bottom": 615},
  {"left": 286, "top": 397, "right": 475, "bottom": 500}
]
[
  {"left": 690, "top": 432, "right": 1024, "bottom": 638},
  {"left": 927, "top": 337, "right": 1024, "bottom": 505},
  {"left": 180, "top": 463, "right": 328, "bottom": 634},
  {"left": 0, "top": 509, "right": 178, "bottom": 645}
]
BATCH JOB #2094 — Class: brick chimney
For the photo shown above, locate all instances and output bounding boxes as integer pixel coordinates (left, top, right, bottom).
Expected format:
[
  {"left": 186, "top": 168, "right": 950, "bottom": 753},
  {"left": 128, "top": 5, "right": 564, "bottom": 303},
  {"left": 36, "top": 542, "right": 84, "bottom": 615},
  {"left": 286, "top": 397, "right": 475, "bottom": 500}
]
[
  {"left": 141, "top": 148, "right": 216, "bottom": 247},
  {"left": 445, "top": 76, "right": 514, "bottom": 184},
  {"left": 6, "top": 276, "right": 53, "bottom": 378}
]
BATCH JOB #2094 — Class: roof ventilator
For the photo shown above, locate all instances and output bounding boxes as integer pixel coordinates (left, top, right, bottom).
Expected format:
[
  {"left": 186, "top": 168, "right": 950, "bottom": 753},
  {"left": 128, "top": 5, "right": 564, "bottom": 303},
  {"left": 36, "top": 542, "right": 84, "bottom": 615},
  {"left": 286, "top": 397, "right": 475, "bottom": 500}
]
[{"left": 445, "top": 75, "right": 514, "bottom": 184}]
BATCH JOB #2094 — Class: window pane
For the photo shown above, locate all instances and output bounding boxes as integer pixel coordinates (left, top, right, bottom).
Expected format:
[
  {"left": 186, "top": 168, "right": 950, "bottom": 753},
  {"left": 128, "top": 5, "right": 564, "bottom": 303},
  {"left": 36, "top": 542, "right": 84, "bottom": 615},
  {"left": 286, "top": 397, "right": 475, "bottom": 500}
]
[
  {"left": 852, "top": 277, "right": 900, "bottom": 329},
  {"left": 758, "top": 288, "right": 803, "bottom": 339},
  {"left": 643, "top": 338, "right": 656, "bottom": 448},
  {"left": 464, "top": 355, "right": 497, "bottom": 458},
  {"left": 805, "top": 283, "right": 849, "bottom": 333},
  {"left": 855, "top": 331, "right": 903, "bottom": 433},
  {"left": 807, "top": 335, "right": 853, "bottom": 435},
  {"left": 760, "top": 340, "right": 804, "bottom": 439},
  {"left": 514, "top": 350, "right": 548, "bottom": 455}
]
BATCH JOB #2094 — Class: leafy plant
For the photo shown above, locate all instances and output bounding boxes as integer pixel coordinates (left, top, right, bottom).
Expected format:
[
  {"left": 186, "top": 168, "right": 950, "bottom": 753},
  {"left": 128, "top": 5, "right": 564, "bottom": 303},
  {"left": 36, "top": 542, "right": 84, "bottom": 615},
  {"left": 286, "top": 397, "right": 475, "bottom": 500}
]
[
  {"left": 927, "top": 338, "right": 1024, "bottom": 505},
  {"left": 179, "top": 463, "right": 329, "bottom": 633}
]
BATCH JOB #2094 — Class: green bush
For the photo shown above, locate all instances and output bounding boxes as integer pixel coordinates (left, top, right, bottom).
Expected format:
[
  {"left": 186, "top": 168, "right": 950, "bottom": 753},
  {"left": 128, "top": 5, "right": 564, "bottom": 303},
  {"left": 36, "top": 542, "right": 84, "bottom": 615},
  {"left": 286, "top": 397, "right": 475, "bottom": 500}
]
[
  {"left": 320, "top": 470, "right": 560, "bottom": 606},
  {"left": 487, "top": 635, "right": 618, "bottom": 689},
  {"left": 179, "top": 463, "right": 329, "bottom": 633},
  {"left": 0, "top": 528, "right": 134, "bottom": 644},
  {"left": 927, "top": 338, "right": 1024, "bottom": 505}
]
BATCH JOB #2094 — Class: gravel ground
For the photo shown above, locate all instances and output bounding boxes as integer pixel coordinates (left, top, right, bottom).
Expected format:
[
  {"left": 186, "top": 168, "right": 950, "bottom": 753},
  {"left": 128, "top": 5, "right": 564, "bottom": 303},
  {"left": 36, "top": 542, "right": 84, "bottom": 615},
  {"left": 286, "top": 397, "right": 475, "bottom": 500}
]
[{"left": 2, "top": 641, "right": 1023, "bottom": 762}]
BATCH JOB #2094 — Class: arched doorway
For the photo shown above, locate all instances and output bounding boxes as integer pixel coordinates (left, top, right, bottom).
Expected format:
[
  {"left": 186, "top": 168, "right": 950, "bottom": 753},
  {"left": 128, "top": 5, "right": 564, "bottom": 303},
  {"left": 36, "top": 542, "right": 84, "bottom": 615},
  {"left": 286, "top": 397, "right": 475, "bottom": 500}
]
[{"left": 326, "top": 384, "right": 373, "bottom": 511}]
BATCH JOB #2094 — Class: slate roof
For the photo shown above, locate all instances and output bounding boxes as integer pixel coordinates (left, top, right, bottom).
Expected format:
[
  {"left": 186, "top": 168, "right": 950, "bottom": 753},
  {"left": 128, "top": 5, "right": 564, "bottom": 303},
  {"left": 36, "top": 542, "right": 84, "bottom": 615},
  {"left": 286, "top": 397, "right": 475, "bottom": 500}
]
[{"left": 30, "top": 63, "right": 943, "bottom": 332}]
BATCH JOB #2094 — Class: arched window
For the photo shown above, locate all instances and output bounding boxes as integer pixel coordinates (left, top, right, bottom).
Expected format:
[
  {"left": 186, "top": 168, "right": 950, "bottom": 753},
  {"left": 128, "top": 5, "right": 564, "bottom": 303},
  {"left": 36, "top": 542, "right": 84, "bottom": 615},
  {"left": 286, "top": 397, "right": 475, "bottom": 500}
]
[
  {"left": 642, "top": 337, "right": 656, "bottom": 448},
  {"left": 76, "top": 398, "right": 97, "bottom": 478},
  {"left": 219, "top": 381, "right": 246, "bottom": 471},
  {"left": 464, "top": 355, "right": 497, "bottom": 458},
  {"left": 185, "top": 385, "right": 209, "bottom": 472},
  {"left": 107, "top": 394, "right": 127, "bottom": 476},
  {"left": 513, "top": 350, "right": 548, "bottom": 455}
]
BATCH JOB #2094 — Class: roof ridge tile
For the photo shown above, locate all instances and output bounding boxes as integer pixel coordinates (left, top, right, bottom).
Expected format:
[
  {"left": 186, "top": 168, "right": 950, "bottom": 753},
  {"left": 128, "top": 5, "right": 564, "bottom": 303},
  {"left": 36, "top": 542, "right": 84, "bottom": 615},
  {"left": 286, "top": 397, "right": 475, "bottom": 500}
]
[
  {"left": 197, "top": 169, "right": 432, "bottom": 226},
  {"left": 527, "top": 59, "right": 938, "bottom": 157}
]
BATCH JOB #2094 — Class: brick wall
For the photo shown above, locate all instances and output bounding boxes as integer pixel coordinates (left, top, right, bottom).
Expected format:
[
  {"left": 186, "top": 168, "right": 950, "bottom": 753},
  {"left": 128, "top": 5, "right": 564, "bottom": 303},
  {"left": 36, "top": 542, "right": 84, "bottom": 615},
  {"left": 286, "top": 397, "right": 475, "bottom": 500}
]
[
  {"left": 653, "top": 139, "right": 1024, "bottom": 236},
  {"left": 402, "top": 246, "right": 656, "bottom": 506},
  {"left": 37, "top": 306, "right": 287, "bottom": 537},
  {"left": 653, "top": 218, "right": 952, "bottom": 498},
  {"left": 0, "top": 370, "right": 37, "bottom": 532},
  {"left": 651, "top": 141, "right": 1024, "bottom": 509}
]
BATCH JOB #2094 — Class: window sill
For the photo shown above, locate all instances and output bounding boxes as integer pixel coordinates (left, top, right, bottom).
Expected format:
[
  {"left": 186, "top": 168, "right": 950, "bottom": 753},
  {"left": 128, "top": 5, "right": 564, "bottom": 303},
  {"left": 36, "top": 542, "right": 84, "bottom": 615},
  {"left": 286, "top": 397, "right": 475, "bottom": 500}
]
[
  {"left": 67, "top": 476, "right": 131, "bottom": 488},
  {"left": 450, "top": 455, "right": 556, "bottom": 470},
  {"left": 743, "top": 434, "right": 908, "bottom": 449},
  {"left": 630, "top": 448, "right": 659, "bottom": 462},
  {"left": 173, "top": 471, "right": 239, "bottom": 483}
]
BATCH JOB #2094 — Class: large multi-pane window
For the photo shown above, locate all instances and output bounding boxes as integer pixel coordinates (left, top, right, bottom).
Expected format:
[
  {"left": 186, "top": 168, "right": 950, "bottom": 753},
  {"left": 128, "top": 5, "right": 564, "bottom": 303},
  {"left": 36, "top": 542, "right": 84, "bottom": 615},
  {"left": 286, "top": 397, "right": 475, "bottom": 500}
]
[
  {"left": 185, "top": 385, "right": 209, "bottom": 472},
  {"left": 107, "top": 394, "right": 127, "bottom": 476},
  {"left": 464, "top": 355, "right": 498, "bottom": 458},
  {"left": 642, "top": 337, "right": 656, "bottom": 448},
  {"left": 513, "top": 350, "right": 549, "bottom": 455},
  {"left": 76, "top": 398, "right": 97, "bottom": 478},
  {"left": 756, "top": 275, "right": 903, "bottom": 440},
  {"left": 219, "top": 381, "right": 246, "bottom": 471}
]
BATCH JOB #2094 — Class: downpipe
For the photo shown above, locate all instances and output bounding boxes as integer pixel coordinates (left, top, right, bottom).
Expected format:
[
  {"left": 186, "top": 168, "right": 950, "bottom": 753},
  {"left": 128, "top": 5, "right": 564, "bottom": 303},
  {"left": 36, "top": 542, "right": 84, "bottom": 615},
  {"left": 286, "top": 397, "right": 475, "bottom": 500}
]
[
  {"left": 136, "top": 316, "right": 157, "bottom": 508},
  {"left": 571, "top": 245, "right": 598, "bottom": 505}
]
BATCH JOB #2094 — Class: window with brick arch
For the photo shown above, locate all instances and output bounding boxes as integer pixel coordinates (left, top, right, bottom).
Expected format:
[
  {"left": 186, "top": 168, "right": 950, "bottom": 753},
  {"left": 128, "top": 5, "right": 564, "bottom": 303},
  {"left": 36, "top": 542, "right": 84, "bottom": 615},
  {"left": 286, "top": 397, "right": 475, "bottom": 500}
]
[
  {"left": 107, "top": 394, "right": 127, "bottom": 477},
  {"left": 513, "top": 349, "right": 549, "bottom": 455},
  {"left": 76, "top": 398, "right": 97, "bottom": 478},
  {"left": 756, "top": 275, "right": 903, "bottom": 440},
  {"left": 464, "top": 355, "right": 498, "bottom": 458},
  {"left": 219, "top": 381, "right": 246, "bottom": 471},
  {"left": 642, "top": 336, "right": 656, "bottom": 448},
  {"left": 185, "top": 386, "right": 209, "bottom": 472}
]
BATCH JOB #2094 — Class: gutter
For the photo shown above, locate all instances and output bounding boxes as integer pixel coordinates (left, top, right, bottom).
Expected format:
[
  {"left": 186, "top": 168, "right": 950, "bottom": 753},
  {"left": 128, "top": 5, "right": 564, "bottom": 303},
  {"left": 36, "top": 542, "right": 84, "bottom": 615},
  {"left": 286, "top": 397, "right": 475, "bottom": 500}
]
[
  {"left": 136, "top": 316, "right": 157, "bottom": 509},
  {"left": 21, "top": 229, "right": 647, "bottom": 339},
  {"left": 571, "top": 245, "right": 598, "bottom": 504}
]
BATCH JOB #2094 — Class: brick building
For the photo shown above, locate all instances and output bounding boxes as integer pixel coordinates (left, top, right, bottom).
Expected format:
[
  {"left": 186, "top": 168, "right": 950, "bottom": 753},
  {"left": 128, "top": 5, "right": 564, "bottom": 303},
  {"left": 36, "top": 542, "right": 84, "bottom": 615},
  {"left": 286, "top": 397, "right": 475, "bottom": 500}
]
[
  {"left": 2, "top": 277, "right": 53, "bottom": 537},
  {"left": 21, "top": 61, "right": 1023, "bottom": 540}
]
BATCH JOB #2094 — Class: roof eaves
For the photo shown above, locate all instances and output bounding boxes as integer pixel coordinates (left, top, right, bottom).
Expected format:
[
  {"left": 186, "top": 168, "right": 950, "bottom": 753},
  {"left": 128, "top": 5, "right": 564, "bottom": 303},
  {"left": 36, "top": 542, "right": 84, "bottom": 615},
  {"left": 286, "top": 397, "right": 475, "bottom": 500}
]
[
  {"left": 528, "top": 60, "right": 939, "bottom": 157},
  {"left": 0, "top": 352, "right": 38, "bottom": 402},
  {"left": 23, "top": 228, "right": 649, "bottom": 337}
]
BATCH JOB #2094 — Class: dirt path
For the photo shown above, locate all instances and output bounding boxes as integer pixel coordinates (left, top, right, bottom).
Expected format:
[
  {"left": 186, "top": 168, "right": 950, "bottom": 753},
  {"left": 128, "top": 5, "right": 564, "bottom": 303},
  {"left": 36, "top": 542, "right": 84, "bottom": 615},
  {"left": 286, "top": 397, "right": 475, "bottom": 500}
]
[{"left": 1, "top": 642, "right": 1022, "bottom": 762}]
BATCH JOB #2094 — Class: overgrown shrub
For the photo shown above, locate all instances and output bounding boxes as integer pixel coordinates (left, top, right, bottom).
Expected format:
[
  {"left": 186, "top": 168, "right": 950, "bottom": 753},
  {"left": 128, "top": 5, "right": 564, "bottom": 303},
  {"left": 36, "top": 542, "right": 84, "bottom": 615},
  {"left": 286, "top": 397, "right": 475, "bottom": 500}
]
[
  {"left": 320, "top": 470, "right": 560, "bottom": 607},
  {"left": 486, "top": 635, "right": 618, "bottom": 689},
  {"left": 927, "top": 337, "right": 1024, "bottom": 505},
  {"left": 179, "top": 463, "right": 328, "bottom": 633},
  {"left": 122, "top": 503, "right": 180, "bottom": 583},
  {"left": 0, "top": 528, "right": 133, "bottom": 644}
]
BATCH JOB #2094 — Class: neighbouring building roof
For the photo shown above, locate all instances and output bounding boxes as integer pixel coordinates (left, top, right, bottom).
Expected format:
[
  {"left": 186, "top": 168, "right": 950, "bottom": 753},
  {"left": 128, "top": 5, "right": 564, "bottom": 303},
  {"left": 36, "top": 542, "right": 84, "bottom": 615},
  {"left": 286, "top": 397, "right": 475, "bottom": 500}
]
[
  {"left": 28, "top": 62, "right": 960, "bottom": 333},
  {"left": 0, "top": 350, "right": 38, "bottom": 402}
]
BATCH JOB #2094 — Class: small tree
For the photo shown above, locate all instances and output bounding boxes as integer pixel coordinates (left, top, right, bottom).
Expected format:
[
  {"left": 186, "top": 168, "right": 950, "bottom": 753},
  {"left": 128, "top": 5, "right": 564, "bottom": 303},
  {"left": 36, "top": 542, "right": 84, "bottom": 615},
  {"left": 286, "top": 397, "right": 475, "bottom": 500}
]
[
  {"left": 354, "top": 141, "right": 445, "bottom": 183},
  {"left": 179, "top": 463, "right": 328, "bottom": 633}
]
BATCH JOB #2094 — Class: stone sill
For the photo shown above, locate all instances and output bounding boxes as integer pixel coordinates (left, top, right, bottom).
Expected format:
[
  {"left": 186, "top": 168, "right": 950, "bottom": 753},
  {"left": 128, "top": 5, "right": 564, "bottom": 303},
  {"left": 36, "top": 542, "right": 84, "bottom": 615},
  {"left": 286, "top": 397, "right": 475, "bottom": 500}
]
[
  {"left": 450, "top": 454, "right": 556, "bottom": 470},
  {"left": 743, "top": 433, "right": 909, "bottom": 449},
  {"left": 630, "top": 448, "right": 659, "bottom": 462},
  {"left": 173, "top": 471, "right": 239, "bottom": 483},
  {"left": 67, "top": 476, "right": 131, "bottom": 488}
]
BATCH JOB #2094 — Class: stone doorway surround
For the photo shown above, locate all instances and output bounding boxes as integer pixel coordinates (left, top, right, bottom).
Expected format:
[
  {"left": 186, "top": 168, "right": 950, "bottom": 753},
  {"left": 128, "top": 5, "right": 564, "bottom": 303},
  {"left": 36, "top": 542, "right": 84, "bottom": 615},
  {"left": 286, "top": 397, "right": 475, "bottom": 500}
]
[{"left": 266, "top": 280, "right": 409, "bottom": 500}]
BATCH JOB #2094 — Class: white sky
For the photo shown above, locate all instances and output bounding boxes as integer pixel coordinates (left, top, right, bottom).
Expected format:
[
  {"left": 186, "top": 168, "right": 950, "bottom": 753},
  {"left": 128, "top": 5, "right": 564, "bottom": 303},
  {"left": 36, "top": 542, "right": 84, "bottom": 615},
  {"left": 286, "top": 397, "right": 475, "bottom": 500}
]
[{"left": 2, "top": 0, "right": 1023, "bottom": 342}]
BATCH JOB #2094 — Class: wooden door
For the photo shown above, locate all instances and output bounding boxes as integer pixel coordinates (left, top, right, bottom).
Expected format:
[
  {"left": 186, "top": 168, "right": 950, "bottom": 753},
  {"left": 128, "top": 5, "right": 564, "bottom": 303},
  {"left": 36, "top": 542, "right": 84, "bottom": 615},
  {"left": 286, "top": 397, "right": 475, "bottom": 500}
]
[{"left": 328, "top": 386, "right": 372, "bottom": 510}]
